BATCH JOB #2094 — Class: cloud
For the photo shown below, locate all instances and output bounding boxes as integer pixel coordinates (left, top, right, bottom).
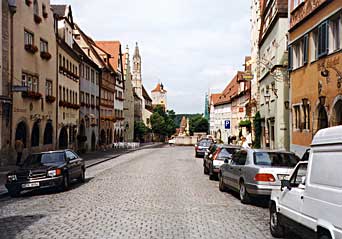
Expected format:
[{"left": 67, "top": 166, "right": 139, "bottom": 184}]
[{"left": 51, "top": 0, "right": 250, "bottom": 113}]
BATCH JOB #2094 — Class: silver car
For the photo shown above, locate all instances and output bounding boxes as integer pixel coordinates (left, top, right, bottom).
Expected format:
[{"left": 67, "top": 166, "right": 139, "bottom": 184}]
[{"left": 219, "top": 149, "right": 300, "bottom": 204}]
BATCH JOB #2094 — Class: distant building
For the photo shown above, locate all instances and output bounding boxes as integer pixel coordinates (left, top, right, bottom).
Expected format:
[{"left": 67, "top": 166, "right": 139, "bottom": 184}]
[
  {"left": 151, "top": 82, "right": 167, "bottom": 110},
  {"left": 288, "top": 0, "right": 342, "bottom": 156}
]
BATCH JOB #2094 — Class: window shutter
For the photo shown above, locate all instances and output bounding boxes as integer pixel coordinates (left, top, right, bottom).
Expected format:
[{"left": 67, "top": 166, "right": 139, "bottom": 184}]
[
  {"left": 288, "top": 45, "right": 293, "bottom": 71},
  {"left": 303, "top": 34, "right": 308, "bottom": 64}
]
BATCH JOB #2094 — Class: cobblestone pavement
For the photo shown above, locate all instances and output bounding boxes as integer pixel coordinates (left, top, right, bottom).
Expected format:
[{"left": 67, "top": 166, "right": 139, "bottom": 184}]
[{"left": 0, "top": 146, "right": 300, "bottom": 239}]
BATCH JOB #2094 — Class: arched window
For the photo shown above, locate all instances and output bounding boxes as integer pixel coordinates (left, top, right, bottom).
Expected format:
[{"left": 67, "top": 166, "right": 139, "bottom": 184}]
[
  {"left": 33, "top": 0, "right": 39, "bottom": 15},
  {"left": 31, "top": 121, "right": 40, "bottom": 147},
  {"left": 15, "top": 121, "right": 27, "bottom": 147},
  {"left": 318, "top": 106, "right": 328, "bottom": 130},
  {"left": 43, "top": 121, "right": 53, "bottom": 145}
]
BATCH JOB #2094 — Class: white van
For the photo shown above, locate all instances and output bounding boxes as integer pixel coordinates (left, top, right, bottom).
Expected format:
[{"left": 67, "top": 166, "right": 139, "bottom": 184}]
[{"left": 269, "top": 126, "right": 342, "bottom": 239}]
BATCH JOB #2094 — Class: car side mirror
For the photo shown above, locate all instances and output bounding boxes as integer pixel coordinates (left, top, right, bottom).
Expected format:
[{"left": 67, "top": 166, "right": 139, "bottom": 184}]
[{"left": 281, "top": 179, "right": 291, "bottom": 191}]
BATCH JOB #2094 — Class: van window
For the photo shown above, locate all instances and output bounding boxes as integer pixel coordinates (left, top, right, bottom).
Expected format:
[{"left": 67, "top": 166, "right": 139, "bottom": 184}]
[{"left": 311, "top": 151, "right": 342, "bottom": 188}]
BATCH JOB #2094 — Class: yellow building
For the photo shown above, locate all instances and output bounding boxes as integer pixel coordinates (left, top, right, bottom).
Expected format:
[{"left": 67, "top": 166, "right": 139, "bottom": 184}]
[
  {"left": 52, "top": 5, "right": 81, "bottom": 149},
  {"left": 289, "top": 0, "right": 342, "bottom": 155},
  {"left": 9, "top": 0, "right": 57, "bottom": 161}
]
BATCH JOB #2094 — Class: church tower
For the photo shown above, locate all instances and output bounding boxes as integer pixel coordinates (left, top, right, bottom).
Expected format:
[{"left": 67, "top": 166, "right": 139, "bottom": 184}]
[
  {"left": 151, "top": 82, "right": 167, "bottom": 110},
  {"left": 132, "top": 42, "right": 142, "bottom": 98}
]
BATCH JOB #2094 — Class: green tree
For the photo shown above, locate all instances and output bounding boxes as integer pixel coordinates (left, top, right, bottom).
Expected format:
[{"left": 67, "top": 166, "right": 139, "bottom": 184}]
[
  {"left": 189, "top": 115, "right": 209, "bottom": 135},
  {"left": 150, "top": 106, "right": 177, "bottom": 140},
  {"left": 134, "top": 121, "right": 148, "bottom": 142},
  {"left": 253, "top": 112, "right": 262, "bottom": 148},
  {"left": 150, "top": 112, "right": 166, "bottom": 135}
]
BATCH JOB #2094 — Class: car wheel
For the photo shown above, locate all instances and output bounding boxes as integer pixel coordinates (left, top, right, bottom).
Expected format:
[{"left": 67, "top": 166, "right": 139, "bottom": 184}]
[
  {"left": 239, "top": 181, "right": 251, "bottom": 204},
  {"left": 8, "top": 188, "right": 20, "bottom": 198},
  {"left": 219, "top": 174, "right": 226, "bottom": 192},
  {"left": 61, "top": 173, "right": 70, "bottom": 191},
  {"left": 209, "top": 165, "right": 215, "bottom": 180},
  {"left": 318, "top": 232, "right": 332, "bottom": 239},
  {"left": 78, "top": 168, "right": 85, "bottom": 183},
  {"left": 195, "top": 152, "right": 198, "bottom": 158},
  {"left": 270, "top": 204, "right": 285, "bottom": 238}
]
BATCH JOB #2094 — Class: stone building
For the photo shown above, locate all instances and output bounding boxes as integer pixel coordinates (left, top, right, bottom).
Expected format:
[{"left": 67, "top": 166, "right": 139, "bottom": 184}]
[
  {"left": 52, "top": 4, "right": 81, "bottom": 150},
  {"left": 122, "top": 46, "right": 134, "bottom": 142},
  {"left": 151, "top": 82, "right": 167, "bottom": 110},
  {"left": 95, "top": 41, "right": 125, "bottom": 142},
  {"left": 73, "top": 25, "right": 117, "bottom": 147},
  {"left": 258, "top": 0, "right": 290, "bottom": 150},
  {"left": 7, "top": 0, "right": 57, "bottom": 163},
  {"left": 132, "top": 42, "right": 152, "bottom": 128},
  {"left": 288, "top": 0, "right": 342, "bottom": 156},
  {"left": 73, "top": 42, "right": 100, "bottom": 152},
  {"left": 208, "top": 93, "right": 222, "bottom": 139}
]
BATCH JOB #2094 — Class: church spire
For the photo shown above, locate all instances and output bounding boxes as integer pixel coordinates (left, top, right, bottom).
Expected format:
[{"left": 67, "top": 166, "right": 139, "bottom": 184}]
[{"left": 134, "top": 42, "right": 140, "bottom": 59}]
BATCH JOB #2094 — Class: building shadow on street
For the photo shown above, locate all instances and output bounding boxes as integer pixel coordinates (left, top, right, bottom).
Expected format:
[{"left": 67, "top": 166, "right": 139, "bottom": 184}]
[{"left": 0, "top": 214, "right": 45, "bottom": 239}]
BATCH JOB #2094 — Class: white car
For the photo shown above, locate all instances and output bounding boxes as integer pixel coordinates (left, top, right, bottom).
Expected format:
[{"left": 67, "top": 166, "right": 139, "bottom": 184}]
[
  {"left": 168, "top": 138, "right": 175, "bottom": 145},
  {"left": 269, "top": 126, "right": 342, "bottom": 239}
]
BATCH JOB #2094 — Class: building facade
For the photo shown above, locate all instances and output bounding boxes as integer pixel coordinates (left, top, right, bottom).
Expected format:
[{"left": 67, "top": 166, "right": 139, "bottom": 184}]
[
  {"left": 53, "top": 5, "right": 81, "bottom": 150},
  {"left": 151, "top": 82, "right": 167, "bottom": 110},
  {"left": 289, "top": 0, "right": 342, "bottom": 156},
  {"left": 122, "top": 46, "right": 134, "bottom": 142},
  {"left": 258, "top": 0, "right": 290, "bottom": 150},
  {"left": 95, "top": 41, "right": 125, "bottom": 142},
  {"left": 8, "top": 0, "right": 57, "bottom": 163},
  {"left": 73, "top": 42, "right": 100, "bottom": 152}
]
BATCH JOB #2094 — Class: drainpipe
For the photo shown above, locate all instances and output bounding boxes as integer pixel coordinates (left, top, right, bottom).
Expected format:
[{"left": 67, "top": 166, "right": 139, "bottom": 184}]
[{"left": 8, "top": 1, "right": 16, "bottom": 146}]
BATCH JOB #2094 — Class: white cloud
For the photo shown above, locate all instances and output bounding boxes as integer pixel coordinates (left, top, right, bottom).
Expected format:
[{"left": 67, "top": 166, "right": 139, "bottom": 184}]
[{"left": 52, "top": 0, "right": 250, "bottom": 113}]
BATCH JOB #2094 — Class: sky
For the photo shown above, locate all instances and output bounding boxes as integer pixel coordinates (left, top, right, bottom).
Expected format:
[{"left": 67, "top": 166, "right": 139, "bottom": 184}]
[{"left": 51, "top": 0, "right": 251, "bottom": 114}]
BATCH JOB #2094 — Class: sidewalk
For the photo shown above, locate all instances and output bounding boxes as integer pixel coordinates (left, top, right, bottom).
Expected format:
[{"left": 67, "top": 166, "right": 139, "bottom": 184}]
[{"left": 0, "top": 142, "right": 163, "bottom": 197}]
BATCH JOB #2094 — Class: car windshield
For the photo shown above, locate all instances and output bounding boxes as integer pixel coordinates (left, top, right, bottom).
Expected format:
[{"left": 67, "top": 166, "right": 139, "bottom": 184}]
[
  {"left": 217, "top": 148, "right": 237, "bottom": 160},
  {"left": 22, "top": 152, "right": 65, "bottom": 167},
  {"left": 199, "top": 140, "right": 211, "bottom": 147},
  {"left": 254, "top": 152, "right": 299, "bottom": 167}
]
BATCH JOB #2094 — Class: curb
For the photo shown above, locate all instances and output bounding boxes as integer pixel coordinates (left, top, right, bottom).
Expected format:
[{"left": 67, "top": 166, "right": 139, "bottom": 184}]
[{"left": 0, "top": 143, "right": 164, "bottom": 198}]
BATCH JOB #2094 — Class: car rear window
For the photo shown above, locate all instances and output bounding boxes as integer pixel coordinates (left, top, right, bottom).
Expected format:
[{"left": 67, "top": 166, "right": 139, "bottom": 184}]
[
  {"left": 199, "top": 140, "right": 211, "bottom": 147},
  {"left": 218, "top": 148, "right": 238, "bottom": 159},
  {"left": 23, "top": 152, "right": 65, "bottom": 167},
  {"left": 254, "top": 152, "right": 299, "bottom": 167}
]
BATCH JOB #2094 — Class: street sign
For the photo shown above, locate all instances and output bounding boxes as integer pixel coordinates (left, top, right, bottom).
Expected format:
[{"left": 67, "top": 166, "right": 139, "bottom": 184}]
[
  {"left": 12, "top": 85, "right": 28, "bottom": 92},
  {"left": 224, "top": 120, "right": 231, "bottom": 129}
]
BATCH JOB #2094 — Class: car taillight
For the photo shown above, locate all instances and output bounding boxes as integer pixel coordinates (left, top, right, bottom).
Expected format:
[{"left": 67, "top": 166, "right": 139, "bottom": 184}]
[
  {"left": 56, "top": 169, "right": 62, "bottom": 176},
  {"left": 254, "top": 173, "right": 276, "bottom": 182}
]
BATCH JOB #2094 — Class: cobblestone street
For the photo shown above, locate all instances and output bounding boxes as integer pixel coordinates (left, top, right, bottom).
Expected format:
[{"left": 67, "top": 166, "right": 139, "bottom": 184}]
[{"left": 0, "top": 146, "right": 288, "bottom": 239}]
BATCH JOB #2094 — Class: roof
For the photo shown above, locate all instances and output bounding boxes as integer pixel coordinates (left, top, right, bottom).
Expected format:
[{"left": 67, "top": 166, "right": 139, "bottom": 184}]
[
  {"left": 142, "top": 85, "right": 152, "bottom": 101},
  {"left": 51, "top": 4, "right": 67, "bottom": 17},
  {"left": 311, "top": 126, "right": 342, "bottom": 146},
  {"left": 214, "top": 72, "right": 243, "bottom": 106},
  {"left": 95, "top": 41, "right": 122, "bottom": 71},
  {"left": 210, "top": 93, "right": 221, "bottom": 105},
  {"left": 151, "top": 83, "right": 167, "bottom": 93}
]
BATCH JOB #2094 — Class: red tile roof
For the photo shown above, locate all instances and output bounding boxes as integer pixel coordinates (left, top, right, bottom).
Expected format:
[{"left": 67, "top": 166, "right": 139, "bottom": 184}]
[
  {"left": 214, "top": 71, "right": 244, "bottom": 106},
  {"left": 151, "top": 83, "right": 167, "bottom": 93},
  {"left": 210, "top": 93, "right": 221, "bottom": 105},
  {"left": 95, "top": 41, "right": 121, "bottom": 71}
]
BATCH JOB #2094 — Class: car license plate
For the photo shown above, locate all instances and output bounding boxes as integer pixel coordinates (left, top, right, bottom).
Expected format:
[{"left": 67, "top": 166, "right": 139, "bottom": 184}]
[
  {"left": 277, "top": 174, "right": 289, "bottom": 180},
  {"left": 22, "top": 182, "right": 40, "bottom": 189}
]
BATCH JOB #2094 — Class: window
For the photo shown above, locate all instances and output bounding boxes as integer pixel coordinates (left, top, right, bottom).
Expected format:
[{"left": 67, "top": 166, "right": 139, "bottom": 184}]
[
  {"left": 80, "top": 91, "right": 84, "bottom": 103},
  {"left": 290, "top": 163, "right": 308, "bottom": 187},
  {"left": 293, "top": 0, "right": 304, "bottom": 9},
  {"left": 317, "top": 21, "right": 329, "bottom": 58},
  {"left": 302, "top": 104, "right": 310, "bottom": 130},
  {"left": 96, "top": 72, "right": 99, "bottom": 85},
  {"left": 254, "top": 152, "right": 299, "bottom": 167},
  {"left": 22, "top": 73, "right": 38, "bottom": 92},
  {"left": 24, "top": 30, "right": 34, "bottom": 45},
  {"left": 96, "top": 96, "right": 99, "bottom": 106},
  {"left": 91, "top": 95, "right": 95, "bottom": 105},
  {"left": 91, "top": 69, "right": 95, "bottom": 83},
  {"left": 46, "top": 80, "right": 52, "bottom": 96},
  {"left": 59, "top": 86, "right": 62, "bottom": 101},
  {"left": 294, "top": 105, "right": 301, "bottom": 130},
  {"left": 63, "top": 87, "right": 65, "bottom": 101},
  {"left": 40, "top": 39, "right": 48, "bottom": 53},
  {"left": 330, "top": 16, "right": 341, "bottom": 52},
  {"left": 33, "top": 0, "right": 39, "bottom": 15},
  {"left": 86, "top": 93, "right": 90, "bottom": 104},
  {"left": 290, "top": 34, "right": 308, "bottom": 69}
]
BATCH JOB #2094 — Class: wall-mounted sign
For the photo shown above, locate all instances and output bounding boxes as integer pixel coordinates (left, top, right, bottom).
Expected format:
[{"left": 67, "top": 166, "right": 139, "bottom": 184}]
[{"left": 12, "top": 85, "right": 28, "bottom": 92}]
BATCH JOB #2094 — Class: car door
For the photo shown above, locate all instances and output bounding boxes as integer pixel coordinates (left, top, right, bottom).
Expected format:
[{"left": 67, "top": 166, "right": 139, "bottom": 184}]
[
  {"left": 66, "top": 151, "right": 80, "bottom": 179},
  {"left": 223, "top": 152, "right": 240, "bottom": 189},
  {"left": 278, "top": 163, "right": 308, "bottom": 223},
  {"left": 231, "top": 150, "right": 248, "bottom": 189}
]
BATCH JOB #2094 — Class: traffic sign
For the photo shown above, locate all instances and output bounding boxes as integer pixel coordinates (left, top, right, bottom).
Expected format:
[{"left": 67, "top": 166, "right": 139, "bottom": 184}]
[{"left": 224, "top": 120, "right": 231, "bottom": 129}]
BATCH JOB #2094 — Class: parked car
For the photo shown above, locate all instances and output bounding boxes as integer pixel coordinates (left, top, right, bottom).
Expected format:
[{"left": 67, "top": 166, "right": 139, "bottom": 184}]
[
  {"left": 195, "top": 139, "right": 213, "bottom": 158},
  {"left": 204, "top": 145, "right": 240, "bottom": 180},
  {"left": 219, "top": 149, "right": 300, "bottom": 204},
  {"left": 6, "top": 150, "right": 85, "bottom": 197},
  {"left": 269, "top": 126, "right": 342, "bottom": 239},
  {"left": 168, "top": 137, "right": 176, "bottom": 145}
]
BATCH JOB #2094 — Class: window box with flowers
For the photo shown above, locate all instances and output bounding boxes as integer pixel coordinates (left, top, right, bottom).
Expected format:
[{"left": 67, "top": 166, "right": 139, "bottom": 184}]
[
  {"left": 85, "top": 103, "right": 90, "bottom": 108},
  {"left": 80, "top": 102, "right": 86, "bottom": 107},
  {"left": 71, "top": 104, "right": 80, "bottom": 110},
  {"left": 25, "top": 44, "right": 38, "bottom": 54},
  {"left": 45, "top": 95, "right": 55, "bottom": 103},
  {"left": 25, "top": 0, "right": 32, "bottom": 6},
  {"left": 22, "top": 91, "right": 42, "bottom": 100},
  {"left": 34, "top": 14, "right": 42, "bottom": 24},
  {"left": 40, "top": 52, "right": 51, "bottom": 60}
]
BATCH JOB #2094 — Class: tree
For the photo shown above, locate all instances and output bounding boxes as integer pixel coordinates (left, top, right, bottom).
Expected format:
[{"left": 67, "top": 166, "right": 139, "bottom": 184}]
[
  {"left": 134, "top": 121, "right": 148, "bottom": 142},
  {"left": 150, "top": 106, "right": 177, "bottom": 140},
  {"left": 189, "top": 115, "right": 209, "bottom": 135},
  {"left": 150, "top": 112, "right": 166, "bottom": 135},
  {"left": 253, "top": 112, "right": 262, "bottom": 148}
]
